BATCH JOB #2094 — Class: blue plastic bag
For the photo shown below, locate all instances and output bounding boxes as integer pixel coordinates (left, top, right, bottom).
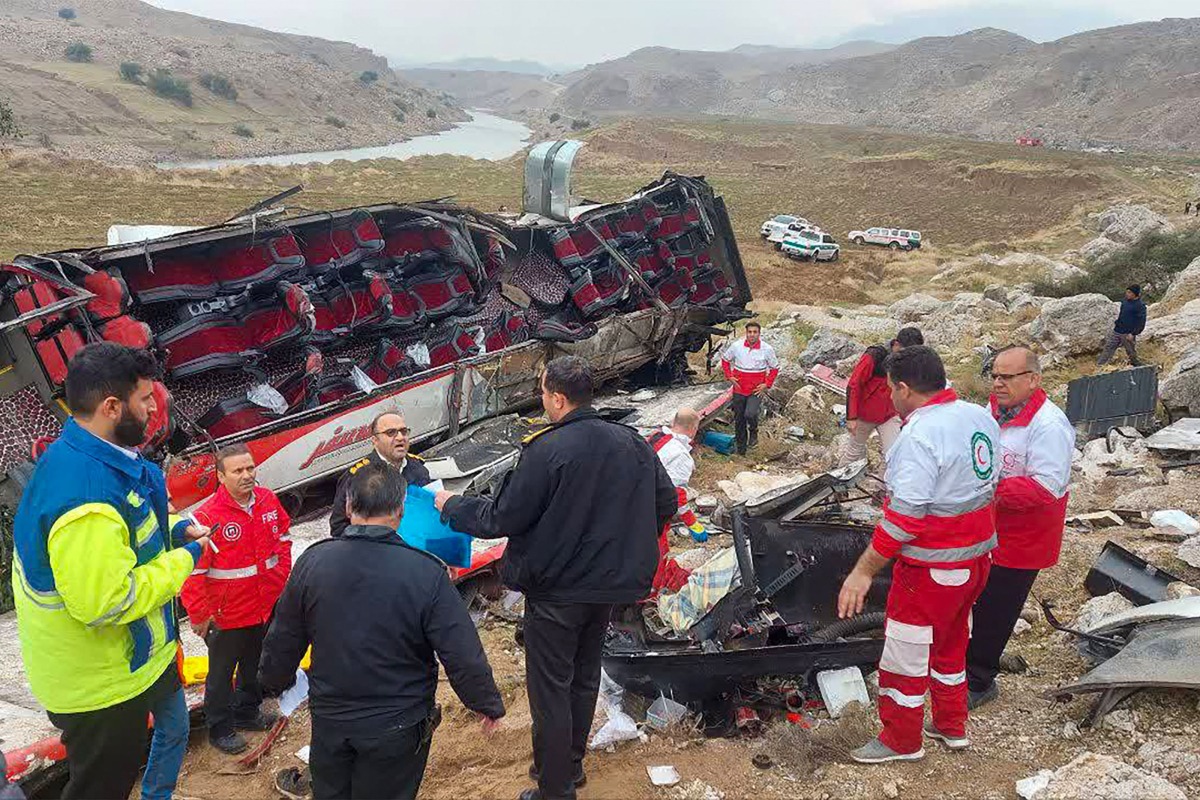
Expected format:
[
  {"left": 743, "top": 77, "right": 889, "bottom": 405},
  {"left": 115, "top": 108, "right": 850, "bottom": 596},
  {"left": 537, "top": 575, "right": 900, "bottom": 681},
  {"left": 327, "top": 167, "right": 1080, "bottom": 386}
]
[{"left": 398, "top": 484, "right": 473, "bottom": 568}]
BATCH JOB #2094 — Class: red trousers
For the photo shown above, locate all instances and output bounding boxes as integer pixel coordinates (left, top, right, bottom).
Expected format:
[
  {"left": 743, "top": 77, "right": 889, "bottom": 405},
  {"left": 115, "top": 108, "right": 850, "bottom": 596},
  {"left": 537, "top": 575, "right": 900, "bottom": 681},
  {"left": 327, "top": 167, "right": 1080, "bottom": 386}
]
[{"left": 877, "top": 556, "right": 991, "bottom": 754}]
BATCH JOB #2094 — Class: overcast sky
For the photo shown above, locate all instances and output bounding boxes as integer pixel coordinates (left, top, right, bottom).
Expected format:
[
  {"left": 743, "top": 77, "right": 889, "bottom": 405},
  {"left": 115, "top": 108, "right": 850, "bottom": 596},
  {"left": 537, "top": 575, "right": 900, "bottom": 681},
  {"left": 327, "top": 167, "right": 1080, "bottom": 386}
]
[{"left": 149, "top": 1, "right": 1196, "bottom": 67}]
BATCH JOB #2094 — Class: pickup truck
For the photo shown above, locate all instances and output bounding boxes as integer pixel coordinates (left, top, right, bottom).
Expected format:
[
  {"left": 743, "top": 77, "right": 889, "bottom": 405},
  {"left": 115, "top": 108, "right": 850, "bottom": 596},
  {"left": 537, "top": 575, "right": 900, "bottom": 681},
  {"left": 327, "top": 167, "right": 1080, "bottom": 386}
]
[
  {"left": 781, "top": 230, "right": 839, "bottom": 262},
  {"left": 760, "top": 214, "right": 810, "bottom": 241}
]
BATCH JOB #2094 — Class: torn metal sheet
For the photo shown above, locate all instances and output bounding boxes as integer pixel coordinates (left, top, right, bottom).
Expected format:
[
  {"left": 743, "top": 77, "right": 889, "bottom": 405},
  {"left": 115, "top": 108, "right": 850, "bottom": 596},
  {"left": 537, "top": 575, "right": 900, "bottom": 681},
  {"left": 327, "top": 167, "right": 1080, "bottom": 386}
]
[
  {"left": 602, "top": 382, "right": 733, "bottom": 432},
  {"left": 1144, "top": 418, "right": 1200, "bottom": 453},
  {"left": 1084, "top": 541, "right": 1182, "bottom": 606},
  {"left": 522, "top": 140, "right": 585, "bottom": 221},
  {"left": 1048, "top": 618, "right": 1200, "bottom": 698},
  {"left": 745, "top": 461, "right": 867, "bottom": 521},
  {"left": 1065, "top": 366, "right": 1157, "bottom": 438},
  {"left": 806, "top": 364, "right": 848, "bottom": 397},
  {"left": 1087, "top": 596, "right": 1200, "bottom": 636}
]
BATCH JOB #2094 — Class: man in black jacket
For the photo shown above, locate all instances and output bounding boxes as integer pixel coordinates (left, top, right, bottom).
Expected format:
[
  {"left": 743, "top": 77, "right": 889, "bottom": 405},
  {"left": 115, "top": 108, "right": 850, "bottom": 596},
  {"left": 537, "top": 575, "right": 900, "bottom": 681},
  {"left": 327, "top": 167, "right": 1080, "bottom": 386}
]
[
  {"left": 328, "top": 411, "right": 431, "bottom": 538},
  {"left": 436, "top": 356, "right": 678, "bottom": 800},
  {"left": 1097, "top": 284, "right": 1148, "bottom": 367},
  {"left": 260, "top": 462, "right": 503, "bottom": 800}
]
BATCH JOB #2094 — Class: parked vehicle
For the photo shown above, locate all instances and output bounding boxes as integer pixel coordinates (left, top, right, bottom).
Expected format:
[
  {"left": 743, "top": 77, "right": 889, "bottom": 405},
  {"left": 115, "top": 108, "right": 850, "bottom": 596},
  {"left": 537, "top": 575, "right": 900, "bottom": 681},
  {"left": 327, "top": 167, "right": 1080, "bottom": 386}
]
[
  {"left": 759, "top": 214, "right": 809, "bottom": 240},
  {"left": 781, "top": 230, "right": 839, "bottom": 262},
  {"left": 847, "top": 226, "right": 922, "bottom": 251},
  {"left": 767, "top": 221, "right": 823, "bottom": 250}
]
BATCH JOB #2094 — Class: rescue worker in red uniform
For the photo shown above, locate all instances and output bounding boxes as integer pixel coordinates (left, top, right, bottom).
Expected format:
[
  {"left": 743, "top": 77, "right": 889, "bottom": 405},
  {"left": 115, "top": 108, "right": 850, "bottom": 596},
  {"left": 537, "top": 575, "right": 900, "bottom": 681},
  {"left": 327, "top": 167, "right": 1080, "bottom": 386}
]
[
  {"left": 966, "top": 347, "right": 1074, "bottom": 708},
  {"left": 837, "top": 346, "right": 1000, "bottom": 763},
  {"left": 839, "top": 327, "right": 924, "bottom": 466},
  {"left": 181, "top": 444, "right": 293, "bottom": 755},
  {"left": 647, "top": 407, "right": 705, "bottom": 598},
  {"left": 720, "top": 321, "right": 779, "bottom": 455}
]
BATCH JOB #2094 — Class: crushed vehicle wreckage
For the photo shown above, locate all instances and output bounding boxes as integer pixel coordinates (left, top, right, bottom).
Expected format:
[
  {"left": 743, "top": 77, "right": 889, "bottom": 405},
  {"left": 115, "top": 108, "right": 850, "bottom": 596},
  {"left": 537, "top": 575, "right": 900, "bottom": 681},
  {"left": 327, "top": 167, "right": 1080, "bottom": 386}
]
[
  {"left": 601, "top": 462, "right": 892, "bottom": 725},
  {"left": 0, "top": 143, "right": 754, "bottom": 790}
]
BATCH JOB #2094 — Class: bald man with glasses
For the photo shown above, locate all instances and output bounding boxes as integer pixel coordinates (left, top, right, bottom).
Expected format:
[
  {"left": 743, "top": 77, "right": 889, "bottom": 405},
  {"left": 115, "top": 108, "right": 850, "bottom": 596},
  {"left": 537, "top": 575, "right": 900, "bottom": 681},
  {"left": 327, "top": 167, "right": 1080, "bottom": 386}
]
[
  {"left": 329, "top": 412, "right": 431, "bottom": 539},
  {"left": 966, "top": 347, "right": 1074, "bottom": 710}
]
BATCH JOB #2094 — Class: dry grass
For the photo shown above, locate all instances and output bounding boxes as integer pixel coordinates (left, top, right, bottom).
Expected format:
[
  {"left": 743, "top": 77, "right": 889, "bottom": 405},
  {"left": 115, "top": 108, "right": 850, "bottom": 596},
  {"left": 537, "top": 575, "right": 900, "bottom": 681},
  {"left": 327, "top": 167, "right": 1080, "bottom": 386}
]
[{"left": 765, "top": 702, "right": 877, "bottom": 775}]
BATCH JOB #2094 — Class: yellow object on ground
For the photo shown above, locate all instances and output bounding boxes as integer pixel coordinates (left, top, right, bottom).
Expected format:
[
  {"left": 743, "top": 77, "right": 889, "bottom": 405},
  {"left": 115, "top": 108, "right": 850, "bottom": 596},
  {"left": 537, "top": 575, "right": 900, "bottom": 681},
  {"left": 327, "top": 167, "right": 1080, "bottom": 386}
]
[{"left": 182, "top": 646, "right": 311, "bottom": 686}]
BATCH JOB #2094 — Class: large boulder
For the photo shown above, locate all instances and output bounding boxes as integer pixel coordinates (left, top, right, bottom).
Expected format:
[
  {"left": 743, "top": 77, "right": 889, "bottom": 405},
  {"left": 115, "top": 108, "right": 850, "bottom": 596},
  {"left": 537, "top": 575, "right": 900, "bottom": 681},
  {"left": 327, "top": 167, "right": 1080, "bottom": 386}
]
[
  {"left": 1017, "top": 752, "right": 1186, "bottom": 800},
  {"left": 1159, "top": 347, "right": 1200, "bottom": 415},
  {"left": 1080, "top": 236, "right": 1122, "bottom": 263},
  {"left": 1145, "top": 298, "right": 1200, "bottom": 355},
  {"left": 796, "top": 328, "right": 862, "bottom": 369},
  {"left": 1023, "top": 294, "right": 1118, "bottom": 358},
  {"left": 1160, "top": 256, "right": 1200, "bottom": 310},
  {"left": 991, "top": 253, "right": 1087, "bottom": 287},
  {"left": 888, "top": 293, "right": 942, "bottom": 323},
  {"left": 1090, "top": 203, "right": 1173, "bottom": 244}
]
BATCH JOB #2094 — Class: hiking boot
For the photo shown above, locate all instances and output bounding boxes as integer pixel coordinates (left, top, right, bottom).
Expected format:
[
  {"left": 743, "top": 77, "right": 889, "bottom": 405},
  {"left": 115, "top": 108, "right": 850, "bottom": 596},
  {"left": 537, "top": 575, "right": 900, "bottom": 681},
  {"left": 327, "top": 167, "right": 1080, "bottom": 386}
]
[
  {"left": 210, "top": 730, "right": 249, "bottom": 755},
  {"left": 528, "top": 763, "right": 587, "bottom": 788},
  {"left": 235, "top": 710, "right": 280, "bottom": 732},
  {"left": 850, "top": 738, "right": 924, "bottom": 764},
  {"left": 923, "top": 722, "right": 970, "bottom": 750},
  {"left": 968, "top": 682, "right": 1000, "bottom": 710},
  {"left": 274, "top": 766, "right": 311, "bottom": 800}
]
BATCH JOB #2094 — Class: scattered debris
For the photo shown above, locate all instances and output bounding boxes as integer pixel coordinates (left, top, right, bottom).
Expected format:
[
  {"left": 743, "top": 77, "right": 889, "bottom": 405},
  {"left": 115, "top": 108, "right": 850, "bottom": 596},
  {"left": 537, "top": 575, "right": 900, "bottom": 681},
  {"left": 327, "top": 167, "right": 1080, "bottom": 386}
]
[
  {"left": 1084, "top": 541, "right": 1182, "bottom": 605},
  {"left": 1016, "top": 752, "right": 1186, "bottom": 800},
  {"left": 1148, "top": 510, "right": 1200, "bottom": 536},
  {"left": 647, "top": 765, "right": 682, "bottom": 787},
  {"left": 716, "top": 472, "right": 806, "bottom": 504},
  {"left": 672, "top": 780, "right": 725, "bottom": 800},
  {"left": 1100, "top": 708, "right": 1137, "bottom": 733},
  {"left": 1066, "top": 511, "right": 1125, "bottom": 529},
  {"left": 1144, "top": 417, "right": 1200, "bottom": 452},
  {"left": 1012, "top": 618, "right": 1033, "bottom": 637},
  {"left": 1061, "top": 721, "right": 1081, "bottom": 740},
  {"left": 1065, "top": 369, "right": 1158, "bottom": 437},
  {"left": 751, "top": 753, "right": 773, "bottom": 770},
  {"left": 816, "top": 668, "right": 871, "bottom": 718},
  {"left": 695, "top": 495, "right": 719, "bottom": 512},
  {"left": 647, "top": 695, "right": 690, "bottom": 731}
]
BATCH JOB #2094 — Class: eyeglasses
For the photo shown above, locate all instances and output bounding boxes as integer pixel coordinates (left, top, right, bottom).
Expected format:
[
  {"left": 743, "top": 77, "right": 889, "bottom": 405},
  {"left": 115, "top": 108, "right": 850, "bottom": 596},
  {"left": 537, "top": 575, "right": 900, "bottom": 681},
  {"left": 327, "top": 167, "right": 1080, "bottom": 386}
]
[
  {"left": 374, "top": 427, "right": 410, "bottom": 438},
  {"left": 990, "top": 370, "right": 1033, "bottom": 383}
]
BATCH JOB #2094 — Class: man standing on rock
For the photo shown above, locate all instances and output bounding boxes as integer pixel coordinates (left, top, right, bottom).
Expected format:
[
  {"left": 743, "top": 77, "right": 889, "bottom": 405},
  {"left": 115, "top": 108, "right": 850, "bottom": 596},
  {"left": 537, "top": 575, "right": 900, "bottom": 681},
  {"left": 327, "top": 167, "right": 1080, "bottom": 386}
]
[
  {"left": 721, "top": 321, "right": 779, "bottom": 455},
  {"left": 436, "top": 356, "right": 677, "bottom": 800},
  {"left": 966, "top": 347, "right": 1074, "bottom": 709},
  {"left": 837, "top": 346, "right": 1000, "bottom": 763},
  {"left": 1097, "top": 285, "right": 1147, "bottom": 367},
  {"left": 840, "top": 327, "right": 924, "bottom": 466}
]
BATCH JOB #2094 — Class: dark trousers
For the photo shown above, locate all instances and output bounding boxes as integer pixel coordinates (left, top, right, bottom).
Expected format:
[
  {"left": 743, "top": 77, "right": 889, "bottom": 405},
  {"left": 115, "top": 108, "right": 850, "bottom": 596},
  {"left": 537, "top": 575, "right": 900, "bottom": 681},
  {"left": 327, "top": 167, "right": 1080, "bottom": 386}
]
[
  {"left": 204, "top": 623, "right": 266, "bottom": 737},
  {"left": 1097, "top": 331, "right": 1139, "bottom": 366},
  {"left": 731, "top": 393, "right": 762, "bottom": 454},
  {"left": 47, "top": 665, "right": 177, "bottom": 800},
  {"left": 966, "top": 565, "right": 1040, "bottom": 692},
  {"left": 309, "top": 718, "right": 431, "bottom": 800},
  {"left": 524, "top": 600, "right": 613, "bottom": 800}
]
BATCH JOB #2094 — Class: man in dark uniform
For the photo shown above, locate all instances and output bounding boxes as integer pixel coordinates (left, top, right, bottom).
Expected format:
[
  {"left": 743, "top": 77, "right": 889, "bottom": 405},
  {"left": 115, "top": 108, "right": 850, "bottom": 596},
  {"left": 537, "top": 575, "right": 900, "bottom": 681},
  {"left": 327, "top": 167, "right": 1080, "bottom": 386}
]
[
  {"left": 435, "top": 356, "right": 678, "bottom": 800},
  {"left": 261, "top": 462, "right": 504, "bottom": 800},
  {"left": 329, "top": 411, "right": 430, "bottom": 538}
]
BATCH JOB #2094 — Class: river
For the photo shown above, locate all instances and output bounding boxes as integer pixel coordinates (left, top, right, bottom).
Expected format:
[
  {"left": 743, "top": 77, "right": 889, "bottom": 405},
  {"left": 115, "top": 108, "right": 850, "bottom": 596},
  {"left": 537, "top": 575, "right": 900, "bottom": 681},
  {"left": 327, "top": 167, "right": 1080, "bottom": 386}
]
[{"left": 157, "top": 110, "right": 531, "bottom": 170}]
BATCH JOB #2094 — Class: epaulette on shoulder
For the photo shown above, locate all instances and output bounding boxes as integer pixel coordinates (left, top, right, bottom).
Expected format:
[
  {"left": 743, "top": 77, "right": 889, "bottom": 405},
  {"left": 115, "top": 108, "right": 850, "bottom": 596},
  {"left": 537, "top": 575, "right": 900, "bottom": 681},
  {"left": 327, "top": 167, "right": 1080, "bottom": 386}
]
[
  {"left": 521, "top": 425, "right": 555, "bottom": 446},
  {"left": 348, "top": 457, "right": 371, "bottom": 475},
  {"left": 408, "top": 453, "right": 424, "bottom": 462}
]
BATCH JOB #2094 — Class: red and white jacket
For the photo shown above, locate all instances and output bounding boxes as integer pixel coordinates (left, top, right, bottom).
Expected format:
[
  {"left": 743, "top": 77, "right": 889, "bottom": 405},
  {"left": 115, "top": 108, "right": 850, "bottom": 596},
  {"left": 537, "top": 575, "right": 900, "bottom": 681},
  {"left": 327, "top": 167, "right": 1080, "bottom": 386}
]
[
  {"left": 648, "top": 429, "right": 697, "bottom": 525},
  {"left": 721, "top": 337, "right": 779, "bottom": 397},
  {"left": 846, "top": 350, "right": 897, "bottom": 425},
  {"left": 989, "top": 389, "right": 1075, "bottom": 569},
  {"left": 181, "top": 485, "right": 292, "bottom": 630},
  {"left": 873, "top": 390, "right": 1000, "bottom": 568}
]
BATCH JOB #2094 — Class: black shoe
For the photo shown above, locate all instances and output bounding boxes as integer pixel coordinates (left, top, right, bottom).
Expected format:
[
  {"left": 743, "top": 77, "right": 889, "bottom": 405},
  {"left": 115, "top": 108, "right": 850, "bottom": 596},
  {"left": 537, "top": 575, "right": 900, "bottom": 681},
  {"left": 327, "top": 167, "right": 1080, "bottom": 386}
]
[
  {"left": 234, "top": 710, "right": 280, "bottom": 731},
  {"left": 210, "top": 730, "right": 249, "bottom": 755},
  {"left": 749, "top": 433, "right": 759, "bottom": 449},
  {"left": 528, "top": 764, "right": 587, "bottom": 788},
  {"left": 275, "top": 766, "right": 311, "bottom": 800},
  {"left": 968, "top": 682, "right": 999, "bottom": 710},
  {"left": 517, "top": 791, "right": 543, "bottom": 800}
]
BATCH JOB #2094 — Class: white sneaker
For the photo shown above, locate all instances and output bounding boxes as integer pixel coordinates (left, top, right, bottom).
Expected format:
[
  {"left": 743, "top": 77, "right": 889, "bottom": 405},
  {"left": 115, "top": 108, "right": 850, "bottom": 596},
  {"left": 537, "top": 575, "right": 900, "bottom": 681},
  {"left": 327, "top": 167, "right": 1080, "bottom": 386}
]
[
  {"left": 923, "top": 722, "right": 971, "bottom": 750},
  {"left": 850, "top": 738, "right": 926, "bottom": 764}
]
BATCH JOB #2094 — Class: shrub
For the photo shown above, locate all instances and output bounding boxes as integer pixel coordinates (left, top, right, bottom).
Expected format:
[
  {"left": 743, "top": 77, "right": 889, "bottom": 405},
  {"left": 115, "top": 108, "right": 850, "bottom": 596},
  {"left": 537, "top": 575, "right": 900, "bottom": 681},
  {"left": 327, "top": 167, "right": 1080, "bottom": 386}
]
[
  {"left": 393, "top": 110, "right": 406, "bottom": 123},
  {"left": 58, "top": 7, "right": 76, "bottom": 20},
  {"left": 570, "top": 118, "right": 591, "bottom": 130},
  {"left": 64, "top": 42, "right": 92, "bottom": 63},
  {"left": 199, "top": 73, "right": 237, "bottom": 101},
  {"left": 425, "top": 108, "right": 437, "bottom": 119},
  {"left": 392, "top": 98, "right": 411, "bottom": 113},
  {"left": 549, "top": 112, "right": 561, "bottom": 123},
  {"left": 0, "top": 99, "right": 22, "bottom": 140},
  {"left": 359, "top": 70, "right": 379, "bottom": 85},
  {"left": 324, "top": 115, "right": 346, "bottom": 129},
  {"left": 118, "top": 61, "right": 143, "bottom": 84},
  {"left": 233, "top": 124, "right": 254, "bottom": 138},
  {"left": 1034, "top": 227, "right": 1200, "bottom": 302},
  {"left": 147, "top": 68, "right": 193, "bottom": 107}
]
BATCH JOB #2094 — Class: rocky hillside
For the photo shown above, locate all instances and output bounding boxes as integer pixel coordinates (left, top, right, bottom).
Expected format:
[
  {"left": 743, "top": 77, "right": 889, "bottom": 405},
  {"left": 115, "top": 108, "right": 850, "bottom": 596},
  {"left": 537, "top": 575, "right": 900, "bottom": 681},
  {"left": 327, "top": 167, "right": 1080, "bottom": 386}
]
[
  {"left": 399, "top": 68, "right": 563, "bottom": 115},
  {"left": 0, "top": 0, "right": 467, "bottom": 163},
  {"left": 552, "top": 19, "right": 1200, "bottom": 152}
]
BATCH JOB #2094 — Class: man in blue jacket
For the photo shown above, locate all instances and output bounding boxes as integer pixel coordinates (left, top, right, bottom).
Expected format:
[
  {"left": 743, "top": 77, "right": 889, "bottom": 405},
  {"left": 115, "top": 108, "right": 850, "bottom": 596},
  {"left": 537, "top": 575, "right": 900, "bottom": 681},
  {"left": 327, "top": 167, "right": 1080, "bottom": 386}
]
[{"left": 1097, "top": 285, "right": 1147, "bottom": 367}]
